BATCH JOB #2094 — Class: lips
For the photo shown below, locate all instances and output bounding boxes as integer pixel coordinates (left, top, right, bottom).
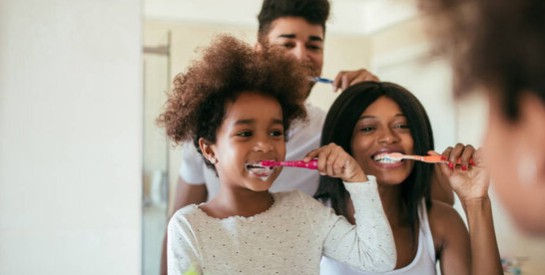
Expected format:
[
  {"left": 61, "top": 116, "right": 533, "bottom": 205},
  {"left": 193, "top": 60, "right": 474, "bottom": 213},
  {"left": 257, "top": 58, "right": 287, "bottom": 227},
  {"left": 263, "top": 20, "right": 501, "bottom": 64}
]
[{"left": 245, "top": 161, "right": 275, "bottom": 181}]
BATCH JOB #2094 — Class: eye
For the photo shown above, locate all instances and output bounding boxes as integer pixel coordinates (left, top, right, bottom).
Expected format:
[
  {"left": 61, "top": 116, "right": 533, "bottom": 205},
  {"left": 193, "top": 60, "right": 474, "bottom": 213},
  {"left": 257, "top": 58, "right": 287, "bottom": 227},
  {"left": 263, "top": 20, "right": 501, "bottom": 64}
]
[
  {"left": 273, "top": 42, "right": 295, "bottom": 49},
  {"left": 270, "top": 129, "right": 284, "bottom": 137},
  {"left": 307, "top": 44, "right": 322, "bottom": 51},
  {"left": 393, "top": 123, "right": 410, "bottom": 130},
  {"left": 236, "top": 130, "right": 252, "bottom": 137},
  {"left": 358, "top": 126, "right": 375, "bottom": 133}
]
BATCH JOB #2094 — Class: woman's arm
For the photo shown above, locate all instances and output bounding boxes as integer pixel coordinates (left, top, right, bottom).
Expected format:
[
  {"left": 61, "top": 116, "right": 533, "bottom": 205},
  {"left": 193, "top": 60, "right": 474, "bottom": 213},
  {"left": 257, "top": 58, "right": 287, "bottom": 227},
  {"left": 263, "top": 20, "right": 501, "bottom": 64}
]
[
  {"left": 433, "top": 144, "right": 502, "bottom": 275},
  {"left": 462, "top": 195, "right": 502, "bottom": 275}
]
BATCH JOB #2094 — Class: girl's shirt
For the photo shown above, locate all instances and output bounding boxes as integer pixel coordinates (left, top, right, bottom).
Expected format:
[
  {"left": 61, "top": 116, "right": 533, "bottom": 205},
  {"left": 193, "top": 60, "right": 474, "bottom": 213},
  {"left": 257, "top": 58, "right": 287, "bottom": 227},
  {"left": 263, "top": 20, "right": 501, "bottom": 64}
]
[
  {"left": 167, "top": 176, "right": 396, "bottom": 275},
  {"left": 320, "top": 199, "right": 437, "bottom": 275}
]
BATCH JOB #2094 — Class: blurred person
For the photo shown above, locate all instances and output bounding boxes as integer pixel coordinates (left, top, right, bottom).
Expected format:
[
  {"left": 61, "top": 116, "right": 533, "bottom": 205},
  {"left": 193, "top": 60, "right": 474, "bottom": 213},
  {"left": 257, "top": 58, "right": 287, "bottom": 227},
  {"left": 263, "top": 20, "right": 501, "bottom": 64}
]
[{"left": 420, "top": 0, "right": 545, "bottom": 234}]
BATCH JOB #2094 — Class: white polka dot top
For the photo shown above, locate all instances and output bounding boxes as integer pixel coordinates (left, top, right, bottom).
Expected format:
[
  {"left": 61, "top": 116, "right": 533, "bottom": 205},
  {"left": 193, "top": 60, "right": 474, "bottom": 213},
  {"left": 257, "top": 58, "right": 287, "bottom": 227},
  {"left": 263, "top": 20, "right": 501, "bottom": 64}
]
[{"left": 167, "top": 176, "right": 396, "bottom": 275}]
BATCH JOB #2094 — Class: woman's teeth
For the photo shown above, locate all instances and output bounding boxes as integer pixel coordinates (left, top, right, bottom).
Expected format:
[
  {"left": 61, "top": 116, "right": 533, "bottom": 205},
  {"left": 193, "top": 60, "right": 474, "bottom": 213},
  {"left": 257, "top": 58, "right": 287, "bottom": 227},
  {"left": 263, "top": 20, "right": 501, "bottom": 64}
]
[{"left": 373, "top": 153, "right": 402, "bottom": 164}]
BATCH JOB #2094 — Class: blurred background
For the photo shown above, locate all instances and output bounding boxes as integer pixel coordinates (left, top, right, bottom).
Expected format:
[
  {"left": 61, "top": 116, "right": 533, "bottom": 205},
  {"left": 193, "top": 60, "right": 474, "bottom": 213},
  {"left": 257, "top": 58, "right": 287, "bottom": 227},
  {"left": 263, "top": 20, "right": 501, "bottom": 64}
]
[{"left": 1, "top": 0, "right": 543, "bottom": 274}]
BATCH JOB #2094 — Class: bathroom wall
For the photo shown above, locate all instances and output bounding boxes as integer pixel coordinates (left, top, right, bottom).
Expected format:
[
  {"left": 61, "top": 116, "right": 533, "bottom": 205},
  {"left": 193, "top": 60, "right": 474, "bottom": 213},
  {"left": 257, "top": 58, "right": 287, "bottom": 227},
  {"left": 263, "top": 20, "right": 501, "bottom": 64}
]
[{"left": 0, "top": 0, "right": 142, "bottom": 274}]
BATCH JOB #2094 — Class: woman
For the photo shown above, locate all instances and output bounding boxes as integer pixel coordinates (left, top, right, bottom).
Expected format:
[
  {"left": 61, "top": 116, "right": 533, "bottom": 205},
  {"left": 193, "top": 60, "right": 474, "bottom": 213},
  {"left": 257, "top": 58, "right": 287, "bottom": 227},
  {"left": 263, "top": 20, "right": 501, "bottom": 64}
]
[{"left": 316, "top": 81, "right": 502, "bottom": 274}]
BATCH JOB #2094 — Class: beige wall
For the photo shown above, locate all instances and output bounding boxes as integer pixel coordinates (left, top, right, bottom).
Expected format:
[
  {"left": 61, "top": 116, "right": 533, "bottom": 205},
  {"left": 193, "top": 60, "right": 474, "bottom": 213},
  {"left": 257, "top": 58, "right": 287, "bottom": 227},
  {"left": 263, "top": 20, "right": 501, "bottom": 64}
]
[{"left": 0, "top": 1, "right": 142, "bottom": 274}]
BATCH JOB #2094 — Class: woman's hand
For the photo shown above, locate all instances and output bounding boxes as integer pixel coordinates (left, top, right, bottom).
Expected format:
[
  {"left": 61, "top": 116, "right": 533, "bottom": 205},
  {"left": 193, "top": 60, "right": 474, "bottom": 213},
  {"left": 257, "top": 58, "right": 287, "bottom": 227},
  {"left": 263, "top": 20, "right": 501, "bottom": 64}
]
[
  {"left": 304, "top": 143, "right": 367, "bottom": 183},
  {"left": 429, "top": 143, "right": 490, "bottom": 202}
]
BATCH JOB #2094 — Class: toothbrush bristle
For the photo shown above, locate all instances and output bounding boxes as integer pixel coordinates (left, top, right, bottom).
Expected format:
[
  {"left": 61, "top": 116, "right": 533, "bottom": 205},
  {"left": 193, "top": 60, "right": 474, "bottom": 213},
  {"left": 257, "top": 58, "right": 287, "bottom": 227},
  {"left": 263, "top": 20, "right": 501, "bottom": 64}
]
[{"left": 385, "top": 152, "right": 404, "bottom": 161}]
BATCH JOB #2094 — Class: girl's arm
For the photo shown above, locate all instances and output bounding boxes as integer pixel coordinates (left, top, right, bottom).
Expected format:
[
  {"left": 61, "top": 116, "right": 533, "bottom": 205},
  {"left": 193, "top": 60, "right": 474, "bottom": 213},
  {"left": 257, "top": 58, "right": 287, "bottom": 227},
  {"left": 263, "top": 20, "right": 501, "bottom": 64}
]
[
  {"left": 433, "top": 144, "right": 502, "bottom": 275},
  {"left": 304, "top": 143, "right": 396, "bottom": 272}
]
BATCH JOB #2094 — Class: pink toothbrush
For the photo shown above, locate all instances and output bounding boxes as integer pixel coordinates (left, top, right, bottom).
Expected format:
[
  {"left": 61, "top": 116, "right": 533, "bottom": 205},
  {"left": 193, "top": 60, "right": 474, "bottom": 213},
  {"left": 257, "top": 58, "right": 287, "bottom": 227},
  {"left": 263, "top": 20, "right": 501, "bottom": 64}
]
[
  {"left": 384, "top": 152, "right": 475, "bottom": 165},
  {"left": 259, "top": 159, "right": 318, "bottom": 170}
]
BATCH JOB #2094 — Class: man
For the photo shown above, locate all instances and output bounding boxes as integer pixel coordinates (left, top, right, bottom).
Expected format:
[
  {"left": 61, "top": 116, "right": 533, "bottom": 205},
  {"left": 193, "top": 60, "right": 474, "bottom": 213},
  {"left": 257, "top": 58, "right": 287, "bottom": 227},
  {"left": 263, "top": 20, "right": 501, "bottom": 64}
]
[{"left": 160, "top": 0, "right": 379, "bottom": 274}]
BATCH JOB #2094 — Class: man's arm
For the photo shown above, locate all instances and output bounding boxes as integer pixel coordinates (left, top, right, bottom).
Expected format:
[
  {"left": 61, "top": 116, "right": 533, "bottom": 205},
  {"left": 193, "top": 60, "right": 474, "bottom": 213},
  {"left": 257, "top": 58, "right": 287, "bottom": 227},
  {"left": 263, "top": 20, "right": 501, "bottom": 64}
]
[
  {"left": 332, "top": 69, "right": 379, "bottom": 92},
  {"left": 160, "top": 176, "right": 208, "bottom": 275}
]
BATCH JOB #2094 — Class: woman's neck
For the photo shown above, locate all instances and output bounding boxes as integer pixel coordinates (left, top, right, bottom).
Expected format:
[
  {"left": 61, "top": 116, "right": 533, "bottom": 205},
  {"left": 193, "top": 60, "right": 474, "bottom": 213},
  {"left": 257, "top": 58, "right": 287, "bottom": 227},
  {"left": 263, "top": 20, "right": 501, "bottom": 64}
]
[
  {"left": 201, "top": 187, "right": 274, "bottom": 219},
  {"left": 377, "top": 184, "right": 408, "bottom": 227}
]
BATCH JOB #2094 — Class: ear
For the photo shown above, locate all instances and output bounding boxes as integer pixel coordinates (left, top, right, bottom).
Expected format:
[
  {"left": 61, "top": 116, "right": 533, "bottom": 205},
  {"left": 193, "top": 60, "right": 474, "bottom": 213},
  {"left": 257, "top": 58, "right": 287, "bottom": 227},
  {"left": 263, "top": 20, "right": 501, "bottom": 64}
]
[
  {"left": 518, "top": 92, "right": 545, "bottom": 184},
  {"left": 198, "top": 137, "right": 216, "bottom": 163}
]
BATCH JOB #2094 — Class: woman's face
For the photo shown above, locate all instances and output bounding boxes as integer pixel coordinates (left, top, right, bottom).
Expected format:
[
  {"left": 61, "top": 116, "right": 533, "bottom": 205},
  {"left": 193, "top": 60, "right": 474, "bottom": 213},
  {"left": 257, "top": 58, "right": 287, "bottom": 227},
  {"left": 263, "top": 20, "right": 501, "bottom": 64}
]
[
  {"left": 351, "top": 96, "right": 415, "bottom": 185},
  {"left": 207, "top": 91, "right": 286, "bottom": 192}
]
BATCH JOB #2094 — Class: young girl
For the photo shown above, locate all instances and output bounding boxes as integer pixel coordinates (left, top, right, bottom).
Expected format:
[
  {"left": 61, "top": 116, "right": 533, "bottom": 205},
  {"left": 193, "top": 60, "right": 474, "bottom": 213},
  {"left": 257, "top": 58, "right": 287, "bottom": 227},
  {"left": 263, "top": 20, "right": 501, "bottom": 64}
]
[
  {"left": 315, "top": 82, "right": 502, "bottom": 274},
  {"left": 157, "top": 35, "right": 396, "bottom": 274}
]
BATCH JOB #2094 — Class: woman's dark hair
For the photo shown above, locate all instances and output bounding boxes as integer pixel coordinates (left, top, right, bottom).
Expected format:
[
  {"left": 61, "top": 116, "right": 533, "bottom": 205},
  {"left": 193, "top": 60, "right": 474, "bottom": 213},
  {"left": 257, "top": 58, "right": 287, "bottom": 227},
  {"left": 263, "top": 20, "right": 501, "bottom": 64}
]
[
  {"left": 257, "top": 0, "right": 330, "bottom": 43},
  {"left": 314, "top": 81, "right": 434, "bottom": 232},
  {"left": 157, "top": 35, "right": 307, "bottom": 171},
  {"left": 421, "top": 0, "right": 545, "bottom": 121}
]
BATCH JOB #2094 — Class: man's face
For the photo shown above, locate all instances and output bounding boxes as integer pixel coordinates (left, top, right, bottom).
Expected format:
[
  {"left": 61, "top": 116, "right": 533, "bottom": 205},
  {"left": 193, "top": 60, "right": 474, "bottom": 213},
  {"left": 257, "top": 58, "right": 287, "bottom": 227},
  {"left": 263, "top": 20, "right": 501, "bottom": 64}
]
[{"left": 264, "top": 16, "right": 325, "bottom": 80}]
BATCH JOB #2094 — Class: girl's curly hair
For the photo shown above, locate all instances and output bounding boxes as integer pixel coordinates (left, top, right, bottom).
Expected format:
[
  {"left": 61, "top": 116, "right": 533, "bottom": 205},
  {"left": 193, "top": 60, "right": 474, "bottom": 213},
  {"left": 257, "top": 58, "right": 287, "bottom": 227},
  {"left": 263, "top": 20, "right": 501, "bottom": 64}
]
[{"left": 157, "top": 35, "right": 308, "bottom": 169}]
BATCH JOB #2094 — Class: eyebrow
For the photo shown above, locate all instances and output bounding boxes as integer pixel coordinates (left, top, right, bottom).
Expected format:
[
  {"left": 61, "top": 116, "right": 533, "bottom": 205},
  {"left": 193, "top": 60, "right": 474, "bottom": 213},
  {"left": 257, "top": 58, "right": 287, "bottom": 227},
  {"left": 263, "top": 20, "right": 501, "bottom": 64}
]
[
  {"left": 358, "top": 114, "right": 405, "bottom": 121},
  {"left": 234, "top": 118, "right": 284, "bottom": 126},
  {"left": 277, "top": 34, "right": 323, "bottom": 42}
]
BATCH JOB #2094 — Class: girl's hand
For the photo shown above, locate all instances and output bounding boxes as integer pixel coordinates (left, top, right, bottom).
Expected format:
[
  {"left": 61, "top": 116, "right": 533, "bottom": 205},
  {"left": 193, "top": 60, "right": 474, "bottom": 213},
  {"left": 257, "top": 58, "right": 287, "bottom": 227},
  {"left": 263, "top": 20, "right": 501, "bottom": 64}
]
[
  {"left": 429, "top": 143, "right": 490, "bottom": 202},
  {"left": 304, "top": 143, "right": 367, "bottom": 183}
]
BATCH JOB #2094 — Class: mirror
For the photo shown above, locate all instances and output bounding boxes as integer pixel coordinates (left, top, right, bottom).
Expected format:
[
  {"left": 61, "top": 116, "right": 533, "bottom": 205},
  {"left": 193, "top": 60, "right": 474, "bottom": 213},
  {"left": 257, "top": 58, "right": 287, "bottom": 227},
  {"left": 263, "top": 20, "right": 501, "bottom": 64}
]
[
  {"left": 141, "top": 1, "right": 541, "bottom": 274},
  {"left": 142, "top": 31, "right": 171, "bottom": 274}
]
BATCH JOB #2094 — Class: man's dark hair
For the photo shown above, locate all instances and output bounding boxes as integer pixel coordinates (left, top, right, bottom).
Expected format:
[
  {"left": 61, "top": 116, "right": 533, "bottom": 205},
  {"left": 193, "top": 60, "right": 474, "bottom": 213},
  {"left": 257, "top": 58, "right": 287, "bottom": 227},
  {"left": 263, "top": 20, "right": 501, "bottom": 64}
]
[{"left": 257, "top": 0, "right": 330, "bottom": 43}]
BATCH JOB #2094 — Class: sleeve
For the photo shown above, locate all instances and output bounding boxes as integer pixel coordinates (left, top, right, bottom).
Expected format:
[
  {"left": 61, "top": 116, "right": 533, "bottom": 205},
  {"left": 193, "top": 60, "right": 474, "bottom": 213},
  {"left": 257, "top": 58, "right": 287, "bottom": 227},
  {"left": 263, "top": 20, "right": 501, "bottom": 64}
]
[
  {"left": 167, "top": 211, "right": 203, "bottom": 275},
  {"left": 178, "top": 142, "right": 206, "bottom": 184},
  {"left": 321, "top": 176, "right": 396, "bottom": 272}
]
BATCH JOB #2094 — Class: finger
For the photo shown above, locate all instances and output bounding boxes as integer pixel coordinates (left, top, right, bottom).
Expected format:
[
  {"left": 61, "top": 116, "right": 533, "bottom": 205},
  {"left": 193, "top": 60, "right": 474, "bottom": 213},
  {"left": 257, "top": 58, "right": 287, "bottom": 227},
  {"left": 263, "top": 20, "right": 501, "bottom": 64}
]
[
  {"left": 332, "top": 152, "right": 348, "bottom": 176},
  {"left": 459, "top": 144, "right": 475, "bottom": 170},
  {"left": 448, "top": 143, "right": 466, "bottom": 168},
  {"left": 332, "top": 71, "right": 346, "bottom": 92},
  {"left": 303, "top": 148, "right": 322, "bottom": 162},
  {"left": 474, "top": 147, "right": 485, "bottom": 167},
  {"left": 442, "top": 146, "right": 454, "bottom": 168},
  {"left": 340, "top": 74, "right": 351, "bottom": 91},
  {"left": 327, "top": 145, "right": 345, "bottom": 176}
]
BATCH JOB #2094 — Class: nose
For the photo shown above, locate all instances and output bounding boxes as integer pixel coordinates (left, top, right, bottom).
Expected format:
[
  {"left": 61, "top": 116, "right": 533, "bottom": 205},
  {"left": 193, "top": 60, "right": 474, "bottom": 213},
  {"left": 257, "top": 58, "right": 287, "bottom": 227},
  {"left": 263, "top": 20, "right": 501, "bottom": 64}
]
[
  {"left": 377, "top": 128, "right": 400, "bottom": 144},
  {"left": 290, "top": 43, "right": 310, "bottom": 62},
  {"left": 254, "top": 135, "right": 274, "bottom": 153}
]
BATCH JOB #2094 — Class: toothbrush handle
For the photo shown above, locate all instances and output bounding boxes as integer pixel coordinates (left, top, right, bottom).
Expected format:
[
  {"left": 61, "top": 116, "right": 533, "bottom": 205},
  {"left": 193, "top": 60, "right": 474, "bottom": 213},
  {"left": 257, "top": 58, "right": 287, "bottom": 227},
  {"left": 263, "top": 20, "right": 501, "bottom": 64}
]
[{"left": 280, "top": 159, "right": 318, "bottom": 170}]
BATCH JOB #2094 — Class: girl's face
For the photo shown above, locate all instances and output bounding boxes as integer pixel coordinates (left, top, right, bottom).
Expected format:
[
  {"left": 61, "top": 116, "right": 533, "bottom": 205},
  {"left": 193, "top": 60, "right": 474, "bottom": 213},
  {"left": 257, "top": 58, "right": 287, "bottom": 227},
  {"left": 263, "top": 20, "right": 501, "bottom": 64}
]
[
  {"left": 208, "top": 92, "right": 286, "bottom": 192},
  {"left": 351, "top": 96, "right": 415, "bottom": 185}
]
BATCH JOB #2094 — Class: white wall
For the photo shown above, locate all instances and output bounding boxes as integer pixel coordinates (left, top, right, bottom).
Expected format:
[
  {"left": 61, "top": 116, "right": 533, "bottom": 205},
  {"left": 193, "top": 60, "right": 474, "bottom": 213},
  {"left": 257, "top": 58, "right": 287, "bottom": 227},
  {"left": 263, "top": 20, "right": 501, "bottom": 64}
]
[{"left": 0, "top": 1, "right": 142, "bottom": 274}]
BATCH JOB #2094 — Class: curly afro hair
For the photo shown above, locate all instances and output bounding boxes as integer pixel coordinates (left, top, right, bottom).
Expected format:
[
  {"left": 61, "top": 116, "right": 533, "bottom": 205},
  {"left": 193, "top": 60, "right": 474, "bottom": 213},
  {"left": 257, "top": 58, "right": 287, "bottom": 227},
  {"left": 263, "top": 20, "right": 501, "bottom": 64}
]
[
  {"left": 257, "top": 0, "right": 330, "bottom": 43},
  {"left": 157, "top": 35, "right": 308, "bottom": 169}
]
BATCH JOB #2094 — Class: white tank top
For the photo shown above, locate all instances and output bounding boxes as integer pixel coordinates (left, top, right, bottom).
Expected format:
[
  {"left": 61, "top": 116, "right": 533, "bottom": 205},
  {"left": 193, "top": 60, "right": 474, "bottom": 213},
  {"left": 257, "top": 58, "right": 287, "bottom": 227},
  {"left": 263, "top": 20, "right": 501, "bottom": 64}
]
[{"left": 320, "top": 200, "right": 437, "bottom": 275}]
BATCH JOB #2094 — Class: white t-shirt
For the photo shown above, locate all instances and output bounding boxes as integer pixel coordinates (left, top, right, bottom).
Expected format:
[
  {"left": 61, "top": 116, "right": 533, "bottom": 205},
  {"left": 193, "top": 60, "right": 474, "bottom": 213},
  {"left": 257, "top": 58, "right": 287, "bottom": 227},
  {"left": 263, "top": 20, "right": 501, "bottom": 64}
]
[
  {"left": 178, "top": 103, "right": 326, "bottom": 198},
  {"left": 320, "top": 200, "right": 437, "bottom": 275},
  {"left": 167, "top": 177, "right": 396, "bottom": 275}
]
